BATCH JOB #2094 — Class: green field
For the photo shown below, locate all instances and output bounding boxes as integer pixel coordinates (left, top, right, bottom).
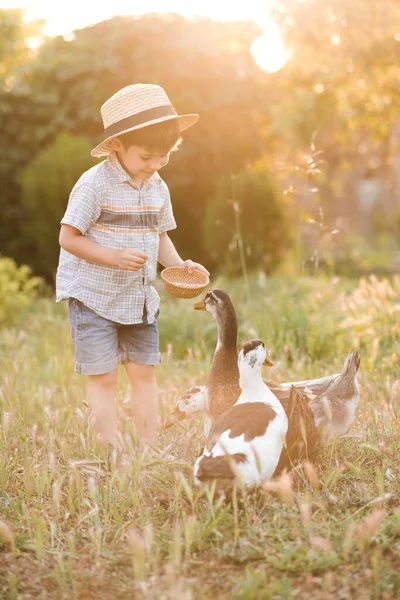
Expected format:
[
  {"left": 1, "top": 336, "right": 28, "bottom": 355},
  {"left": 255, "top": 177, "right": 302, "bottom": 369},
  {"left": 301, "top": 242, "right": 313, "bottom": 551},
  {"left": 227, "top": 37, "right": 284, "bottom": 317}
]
[{"left": 1, "top": 275, "right": 400, "bottom": 599}]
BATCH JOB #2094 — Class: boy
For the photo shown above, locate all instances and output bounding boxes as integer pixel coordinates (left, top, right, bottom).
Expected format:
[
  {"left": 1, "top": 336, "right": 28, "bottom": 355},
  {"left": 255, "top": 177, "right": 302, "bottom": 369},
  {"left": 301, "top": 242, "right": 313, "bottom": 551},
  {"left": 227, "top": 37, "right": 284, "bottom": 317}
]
[{"left": 56, "top": 83, "right": 209, "bottom": 451}]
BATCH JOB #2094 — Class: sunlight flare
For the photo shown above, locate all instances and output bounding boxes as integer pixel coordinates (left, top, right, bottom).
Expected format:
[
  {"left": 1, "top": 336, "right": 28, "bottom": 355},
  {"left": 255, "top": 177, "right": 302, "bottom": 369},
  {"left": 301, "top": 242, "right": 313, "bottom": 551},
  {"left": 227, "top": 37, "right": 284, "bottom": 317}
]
[{"left": 250, "top": 20, "right": 287, "bottom": 73}]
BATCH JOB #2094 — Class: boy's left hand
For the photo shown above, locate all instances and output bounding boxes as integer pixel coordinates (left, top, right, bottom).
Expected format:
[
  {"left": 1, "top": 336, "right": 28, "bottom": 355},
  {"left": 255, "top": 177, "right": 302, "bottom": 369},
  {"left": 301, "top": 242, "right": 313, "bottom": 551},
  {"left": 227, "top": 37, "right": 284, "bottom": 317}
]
[{"left": 182, "top": 259, "right": 210, "bottom": 277}]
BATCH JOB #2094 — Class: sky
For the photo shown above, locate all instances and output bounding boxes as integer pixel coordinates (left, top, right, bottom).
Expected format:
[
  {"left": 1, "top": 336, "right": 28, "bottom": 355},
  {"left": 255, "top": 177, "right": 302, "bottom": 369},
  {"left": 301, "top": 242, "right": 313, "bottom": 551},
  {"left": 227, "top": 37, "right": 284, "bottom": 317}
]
[{"left": 0, "top": 0, "right": 287, "bottom": 71}]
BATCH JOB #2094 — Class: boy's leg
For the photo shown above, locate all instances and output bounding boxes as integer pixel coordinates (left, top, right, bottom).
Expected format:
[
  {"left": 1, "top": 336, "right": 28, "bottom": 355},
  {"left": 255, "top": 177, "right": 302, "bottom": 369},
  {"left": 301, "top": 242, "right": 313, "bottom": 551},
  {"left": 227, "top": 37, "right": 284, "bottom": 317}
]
[
  {"left": 124, "top": 364, "right": 158, "bottom": 446},
  {"left": 69, "top": 299, "right": 121, "bottom": 449},
  {"left": 87, "top": 369, "right": 120, "bottom": 448},
  {"left": 119, "top": 309, "right": 161, "bottom": 447}
]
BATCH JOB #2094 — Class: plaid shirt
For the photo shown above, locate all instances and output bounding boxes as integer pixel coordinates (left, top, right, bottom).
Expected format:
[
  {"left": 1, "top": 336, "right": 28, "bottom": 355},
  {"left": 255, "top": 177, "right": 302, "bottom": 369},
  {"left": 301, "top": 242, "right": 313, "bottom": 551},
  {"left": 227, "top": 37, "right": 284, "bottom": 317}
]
[{"left": 56, "top": 152, "right": 176, "bottom": 324}]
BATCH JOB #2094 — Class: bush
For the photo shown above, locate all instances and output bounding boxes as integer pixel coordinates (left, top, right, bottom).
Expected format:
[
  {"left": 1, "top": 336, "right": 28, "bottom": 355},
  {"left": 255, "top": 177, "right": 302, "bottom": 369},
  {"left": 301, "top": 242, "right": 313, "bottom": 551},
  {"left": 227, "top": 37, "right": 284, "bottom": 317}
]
[
  {"left": 339, "top": 275, "right": 400, "bottom": 373},
  {"left": 204, "top": 166, "right": 292, "bottom": 276},
  {"left": 0, "top": 256, "right": 41, "bottom": 327},
  {"left": 19, "top": 131, "right": 96, "bottom": 280}
]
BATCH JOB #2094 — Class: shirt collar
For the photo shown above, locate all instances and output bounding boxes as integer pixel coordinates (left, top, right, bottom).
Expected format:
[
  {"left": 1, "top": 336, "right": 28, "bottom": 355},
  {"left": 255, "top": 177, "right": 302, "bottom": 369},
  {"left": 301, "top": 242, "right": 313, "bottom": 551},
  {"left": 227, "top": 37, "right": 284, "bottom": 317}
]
[{"left": 107, "top": 152, "right": 162, "bottom": 190}]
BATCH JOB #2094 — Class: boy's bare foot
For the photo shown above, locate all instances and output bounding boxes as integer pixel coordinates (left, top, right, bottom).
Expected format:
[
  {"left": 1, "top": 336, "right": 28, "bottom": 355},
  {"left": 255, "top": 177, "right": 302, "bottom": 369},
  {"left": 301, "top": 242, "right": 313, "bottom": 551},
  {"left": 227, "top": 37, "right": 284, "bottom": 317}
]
[{"left": 105, "top": 445, "right": 131, "bottom": 475}]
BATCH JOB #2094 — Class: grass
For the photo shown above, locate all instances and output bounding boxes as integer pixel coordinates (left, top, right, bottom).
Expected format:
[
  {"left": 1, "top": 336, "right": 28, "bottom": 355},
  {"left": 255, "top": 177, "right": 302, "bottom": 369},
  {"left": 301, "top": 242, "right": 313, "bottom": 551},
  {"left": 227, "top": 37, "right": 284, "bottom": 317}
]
[{"left": 0, "top": 275, "right": 400, "bottom": 599}]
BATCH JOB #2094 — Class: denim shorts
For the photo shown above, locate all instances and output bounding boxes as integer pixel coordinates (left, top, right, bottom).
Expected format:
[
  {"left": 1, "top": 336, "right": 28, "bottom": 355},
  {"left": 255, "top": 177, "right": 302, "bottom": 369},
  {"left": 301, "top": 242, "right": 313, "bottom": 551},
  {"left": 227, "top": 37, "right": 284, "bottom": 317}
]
[{"left": 68, "top": 299, "right": 160, "bottom": 375}]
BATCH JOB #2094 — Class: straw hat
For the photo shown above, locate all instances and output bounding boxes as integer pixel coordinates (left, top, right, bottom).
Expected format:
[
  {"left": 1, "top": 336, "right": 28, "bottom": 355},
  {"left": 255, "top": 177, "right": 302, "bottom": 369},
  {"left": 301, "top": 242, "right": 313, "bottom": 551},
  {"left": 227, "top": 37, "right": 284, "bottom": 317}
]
[{"left": 91, "top": 83, "right": 199, "bottom": 157}]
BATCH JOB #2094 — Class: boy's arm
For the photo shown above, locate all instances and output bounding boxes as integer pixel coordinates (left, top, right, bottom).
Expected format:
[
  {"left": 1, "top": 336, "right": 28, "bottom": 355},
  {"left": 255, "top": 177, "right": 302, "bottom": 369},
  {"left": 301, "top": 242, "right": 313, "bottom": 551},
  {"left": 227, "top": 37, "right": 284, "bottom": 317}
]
[
  {"left": 60, "top": 179, "right": 147, "bottom": 272},
  {"left": 59, "top": 225, "right": 148, "bottom": 272},
  {"left": 158, "top": 232, "right": 209, "bottom": 276}
]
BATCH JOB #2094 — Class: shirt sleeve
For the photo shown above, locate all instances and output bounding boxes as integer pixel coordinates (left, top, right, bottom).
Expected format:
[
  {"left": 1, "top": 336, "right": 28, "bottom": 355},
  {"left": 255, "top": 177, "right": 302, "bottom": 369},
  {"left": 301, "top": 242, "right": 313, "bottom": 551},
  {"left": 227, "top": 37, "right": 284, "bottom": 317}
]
[
  {"left": 61, "top": 179, "right": 101, "bottom": 234},
  {"left": 158, "top": 183, "right": 177, "bottom": 234}
]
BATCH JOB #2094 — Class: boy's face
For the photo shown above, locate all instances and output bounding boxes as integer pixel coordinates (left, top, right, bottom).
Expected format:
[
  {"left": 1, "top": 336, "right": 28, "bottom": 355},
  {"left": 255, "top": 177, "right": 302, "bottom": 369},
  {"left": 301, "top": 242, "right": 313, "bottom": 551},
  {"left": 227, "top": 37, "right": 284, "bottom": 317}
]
[{"left": 112, "top": 140, "right": 170, "bottom": 185}]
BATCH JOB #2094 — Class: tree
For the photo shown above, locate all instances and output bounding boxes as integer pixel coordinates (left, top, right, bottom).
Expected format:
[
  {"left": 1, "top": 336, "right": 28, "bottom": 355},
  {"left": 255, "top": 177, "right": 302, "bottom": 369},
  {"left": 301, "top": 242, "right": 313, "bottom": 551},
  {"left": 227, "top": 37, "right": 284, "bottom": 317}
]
[
  {"left": 0, "top": 9, "right": 44, "bottom": 88},
  {"left": 19, "top": 132, "right": 96, "bottom": 278},
  {"left": 268, "top": 0, "right": 400, "bottom": 222},
  {"left": 204, "top": 165, "right": 292, "bottom": 276},
  {"left": 0, "top": 9, "right": 49, "bottom": 265}
]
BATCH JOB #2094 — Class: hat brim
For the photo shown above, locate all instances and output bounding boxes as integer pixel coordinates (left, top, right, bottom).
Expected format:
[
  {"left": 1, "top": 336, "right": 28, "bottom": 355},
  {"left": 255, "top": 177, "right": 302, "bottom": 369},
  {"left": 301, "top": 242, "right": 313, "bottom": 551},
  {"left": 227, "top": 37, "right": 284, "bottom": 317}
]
[{"left": 91, "top": 113, "right": 199, "bottom": 158}]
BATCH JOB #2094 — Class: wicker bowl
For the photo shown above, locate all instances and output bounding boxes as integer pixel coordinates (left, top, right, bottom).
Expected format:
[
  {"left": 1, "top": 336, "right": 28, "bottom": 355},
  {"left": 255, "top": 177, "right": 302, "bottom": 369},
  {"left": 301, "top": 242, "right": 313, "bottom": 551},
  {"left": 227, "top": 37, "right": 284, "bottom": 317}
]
[{"left": 160, "top": 266, "right": 210, "bottom": 299}]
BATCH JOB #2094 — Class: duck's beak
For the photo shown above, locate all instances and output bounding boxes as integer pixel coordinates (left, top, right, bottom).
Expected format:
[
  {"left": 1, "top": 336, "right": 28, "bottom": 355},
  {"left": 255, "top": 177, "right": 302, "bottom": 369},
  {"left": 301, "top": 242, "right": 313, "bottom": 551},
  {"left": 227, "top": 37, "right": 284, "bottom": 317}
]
[
  {"left": 163, "top": 407, "right": 187, "bottom": 429},
  {"left": 193, "top": 299, "right": 206, "bottom": 310},
  {"left": 263, "top": 357, "right": 275, "bottom": 367}
]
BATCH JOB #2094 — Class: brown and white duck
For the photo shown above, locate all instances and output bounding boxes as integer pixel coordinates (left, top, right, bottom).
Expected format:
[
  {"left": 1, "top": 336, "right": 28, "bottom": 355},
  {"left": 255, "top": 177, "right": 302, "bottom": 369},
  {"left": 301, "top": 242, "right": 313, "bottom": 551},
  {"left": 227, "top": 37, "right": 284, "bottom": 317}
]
[{"left": 194, "top": 340, "right": 288, "bottom": 487}]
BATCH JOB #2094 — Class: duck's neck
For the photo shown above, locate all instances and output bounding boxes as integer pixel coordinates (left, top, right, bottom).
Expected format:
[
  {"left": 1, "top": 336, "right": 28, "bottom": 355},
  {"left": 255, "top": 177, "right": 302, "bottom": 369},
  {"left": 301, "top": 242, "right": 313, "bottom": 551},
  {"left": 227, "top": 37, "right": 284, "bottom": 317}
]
[
  {"left": 239, "top": 363, "right": 264, "bottom": 393},
  {"left": 238, "top": 364, "right": 282, "bottom": 408},
  {"left": 207, "top": 303, "right": 239, "bottom": 393},
  {"left": 215, "top": 306, "right": 238, "bottom": 351}
]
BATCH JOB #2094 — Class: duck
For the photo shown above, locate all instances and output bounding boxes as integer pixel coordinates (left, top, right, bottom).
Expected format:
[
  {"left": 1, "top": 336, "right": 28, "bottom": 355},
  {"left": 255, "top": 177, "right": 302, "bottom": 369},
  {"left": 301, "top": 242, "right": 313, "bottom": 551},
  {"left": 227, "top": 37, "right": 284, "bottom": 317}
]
[
  {"left": 308, "top": 349, "right": 361, "bottom": 439},
  {"left": 164, "top": 290, "right": 243, "bottom": 432},
  {"left": 164, "top": 289, "right": 361, "bottom": 436},
  {"left": 194, "top": 340, "right": 288, "bottom": 487}
]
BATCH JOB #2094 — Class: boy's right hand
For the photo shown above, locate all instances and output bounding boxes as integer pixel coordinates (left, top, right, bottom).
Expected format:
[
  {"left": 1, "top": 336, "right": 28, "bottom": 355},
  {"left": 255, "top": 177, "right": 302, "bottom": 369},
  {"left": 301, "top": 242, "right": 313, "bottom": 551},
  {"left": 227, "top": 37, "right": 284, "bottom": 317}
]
[{"left": 114, "top": 248, "right": 148, "bottom": 271}]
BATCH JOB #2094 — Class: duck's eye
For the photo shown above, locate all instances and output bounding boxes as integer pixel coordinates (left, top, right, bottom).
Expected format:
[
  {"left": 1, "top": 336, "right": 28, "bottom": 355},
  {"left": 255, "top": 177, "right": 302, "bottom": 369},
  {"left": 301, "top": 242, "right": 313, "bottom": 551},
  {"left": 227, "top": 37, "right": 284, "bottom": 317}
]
[{"left": 208, "top": 292, "right": 220, "bottom": 304}]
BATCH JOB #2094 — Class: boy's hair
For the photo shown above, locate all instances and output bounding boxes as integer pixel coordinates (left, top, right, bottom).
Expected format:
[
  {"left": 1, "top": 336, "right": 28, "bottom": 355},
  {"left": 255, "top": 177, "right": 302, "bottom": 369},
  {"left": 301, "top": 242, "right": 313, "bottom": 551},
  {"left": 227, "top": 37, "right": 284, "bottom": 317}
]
[{"left": 119, "top": 119, "right": 182, "bottom": 154}]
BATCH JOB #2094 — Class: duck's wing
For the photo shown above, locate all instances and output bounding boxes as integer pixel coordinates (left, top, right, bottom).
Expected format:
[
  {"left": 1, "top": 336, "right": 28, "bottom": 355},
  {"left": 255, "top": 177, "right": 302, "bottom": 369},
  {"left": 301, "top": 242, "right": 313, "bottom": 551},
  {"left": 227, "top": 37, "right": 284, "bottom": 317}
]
[
  {"left": 277, "top": 374, "right": 341, "bottom": 395},
  {"left": 262, "top": 374, "right": 342, "bottom": 408},
  {"left": 279, "top": 350, "right": 361, "bottom": 399},
  {"left": 274, "top": 386, "right": 321, "bottom": 475},
  {"left": 195, "top": 402, "right": 282, "bottom": 486},
  {"left": 206, "top": 402, "right": 278, "bottom": 450}
]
